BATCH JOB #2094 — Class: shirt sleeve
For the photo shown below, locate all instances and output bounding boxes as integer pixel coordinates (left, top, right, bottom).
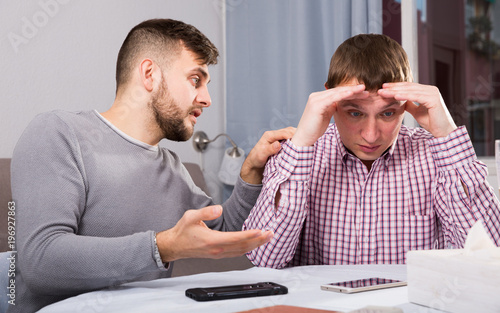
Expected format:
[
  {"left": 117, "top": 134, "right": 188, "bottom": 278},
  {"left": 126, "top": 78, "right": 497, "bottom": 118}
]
[
  {"left": 429, "top": 126, "right": 500, "bottom": 247},
  {"left": 243, "top": 139, "right": 315, "bottom": 268}
]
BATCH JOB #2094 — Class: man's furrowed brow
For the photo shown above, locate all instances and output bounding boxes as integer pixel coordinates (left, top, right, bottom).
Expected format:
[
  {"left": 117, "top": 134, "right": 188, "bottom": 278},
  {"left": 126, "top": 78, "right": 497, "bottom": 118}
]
[
  {"left": 338, "top": 100, "right": 402, "bottom": 111},
  {"left": 381, "top": 101, "right": 403, "bottom": 110},
  {"left": 338, "top": 101, "right": 361, "bottom": 109}
]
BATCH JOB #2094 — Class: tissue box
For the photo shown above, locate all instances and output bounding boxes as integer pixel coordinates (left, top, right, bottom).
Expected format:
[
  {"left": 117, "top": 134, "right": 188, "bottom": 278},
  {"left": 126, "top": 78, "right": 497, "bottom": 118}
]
[{"left": 407, "top": 249, "right": 500, "bottom": 313}]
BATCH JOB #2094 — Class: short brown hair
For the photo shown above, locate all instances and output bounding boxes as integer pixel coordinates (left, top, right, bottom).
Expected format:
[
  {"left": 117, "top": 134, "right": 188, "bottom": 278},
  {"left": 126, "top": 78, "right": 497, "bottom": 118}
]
[
  {"left": 325, "top": 34, "right": 412, "bottom": 91},
  {"left": 115, "top": 19, "right": 219, "bottom": 90}
]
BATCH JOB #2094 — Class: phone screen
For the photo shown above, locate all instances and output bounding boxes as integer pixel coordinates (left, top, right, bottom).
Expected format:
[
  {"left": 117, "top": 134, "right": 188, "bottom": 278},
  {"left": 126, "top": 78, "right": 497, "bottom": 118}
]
[
  {"left": 321, "top": 277, "right": 406, "bottom": 293},
  {"left": 328, "top": 277, "right": 402, "bottom": 288}
]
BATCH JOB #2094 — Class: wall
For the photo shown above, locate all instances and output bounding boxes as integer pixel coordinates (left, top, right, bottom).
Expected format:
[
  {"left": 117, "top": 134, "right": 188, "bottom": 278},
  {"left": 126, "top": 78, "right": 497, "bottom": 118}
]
[
  {"left": 1, "top": 1, "right": 498, "bottom": 203},
  {"left": 0, "top": 0, "right": 227, "bottom": 201}
]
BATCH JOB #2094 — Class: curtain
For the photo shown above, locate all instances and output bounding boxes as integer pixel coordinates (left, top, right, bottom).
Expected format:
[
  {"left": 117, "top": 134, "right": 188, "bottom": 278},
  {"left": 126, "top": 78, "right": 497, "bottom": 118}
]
[{"left": 226, "top": 0, "right": 383, "bottom": 153}]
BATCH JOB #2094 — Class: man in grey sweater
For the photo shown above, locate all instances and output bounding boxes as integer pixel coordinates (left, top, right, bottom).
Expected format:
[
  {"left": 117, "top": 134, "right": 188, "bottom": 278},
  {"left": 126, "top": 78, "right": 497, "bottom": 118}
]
[{"left": 9, "top": 19, "right": 294, "bottom": 312}]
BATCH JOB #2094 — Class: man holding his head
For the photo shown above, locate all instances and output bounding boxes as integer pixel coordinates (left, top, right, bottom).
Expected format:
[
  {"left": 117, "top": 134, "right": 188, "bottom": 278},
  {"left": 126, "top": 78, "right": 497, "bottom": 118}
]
[
  {"left": 10, "top": 19, "right": 293, "bottom": 312},
  {"left": 244, "top": 34, "right": 500, "bottom": 268}
]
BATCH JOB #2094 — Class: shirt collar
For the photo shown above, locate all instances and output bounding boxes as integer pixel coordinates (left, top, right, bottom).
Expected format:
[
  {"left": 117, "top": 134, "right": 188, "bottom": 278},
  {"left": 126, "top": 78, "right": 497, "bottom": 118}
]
[{"left": 383, "top": 137, "right": 397, "bottom": 166}]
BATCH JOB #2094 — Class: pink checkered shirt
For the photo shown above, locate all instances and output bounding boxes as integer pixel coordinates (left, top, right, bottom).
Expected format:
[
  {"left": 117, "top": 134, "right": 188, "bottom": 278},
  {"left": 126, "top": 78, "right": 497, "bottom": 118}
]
[{"left": 243, "top": 125, "right": 500, "bottom": 268}]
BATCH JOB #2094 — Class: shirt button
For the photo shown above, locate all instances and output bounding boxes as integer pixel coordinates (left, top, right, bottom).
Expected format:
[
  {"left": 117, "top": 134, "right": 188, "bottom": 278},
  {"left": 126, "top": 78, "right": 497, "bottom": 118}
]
[
  {"left": 363, "top": 237, "right": 370, "bottom": 243},
  {"left": 366, "top": 192, "right": 371, "bottom": 197}
]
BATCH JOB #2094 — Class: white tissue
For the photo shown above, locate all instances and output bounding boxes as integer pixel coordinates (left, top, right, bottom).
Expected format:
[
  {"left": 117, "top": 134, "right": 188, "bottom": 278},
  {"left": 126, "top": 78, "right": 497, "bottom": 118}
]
[
  {"left": 463, "top": 221, "right": 500, "bottom": 260},
  {"left": 407, "top": 221, "right": 500, "bottom": 313}
]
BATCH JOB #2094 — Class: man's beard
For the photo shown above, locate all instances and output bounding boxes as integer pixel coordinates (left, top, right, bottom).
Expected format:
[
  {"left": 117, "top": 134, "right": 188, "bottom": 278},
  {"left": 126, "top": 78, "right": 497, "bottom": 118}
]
[{"left": 149, "top": 79, "right": 194, "bottom": 142}]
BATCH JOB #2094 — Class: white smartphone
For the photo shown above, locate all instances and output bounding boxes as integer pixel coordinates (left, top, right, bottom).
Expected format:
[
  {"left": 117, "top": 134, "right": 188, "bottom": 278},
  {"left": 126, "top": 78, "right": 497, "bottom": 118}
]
[{"left": 321, "top": 277, "right": 407, "bottom": 294}]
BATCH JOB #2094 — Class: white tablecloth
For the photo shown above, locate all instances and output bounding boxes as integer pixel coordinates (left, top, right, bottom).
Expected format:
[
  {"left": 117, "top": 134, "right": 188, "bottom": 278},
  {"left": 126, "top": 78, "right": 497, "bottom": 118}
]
[{"left": 39, "top": 264, "right": 442, "bottom": 313}]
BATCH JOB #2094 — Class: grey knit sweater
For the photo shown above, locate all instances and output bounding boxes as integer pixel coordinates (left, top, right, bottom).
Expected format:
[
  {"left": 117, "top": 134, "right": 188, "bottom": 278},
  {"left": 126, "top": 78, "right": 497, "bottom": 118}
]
[{"left": 9, "top": 110, "right": 261, "bottom": 312}]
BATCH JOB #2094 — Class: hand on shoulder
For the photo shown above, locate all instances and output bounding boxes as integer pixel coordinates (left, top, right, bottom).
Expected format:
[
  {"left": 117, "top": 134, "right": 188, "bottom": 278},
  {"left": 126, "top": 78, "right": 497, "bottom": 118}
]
[{"left": 240, "top": 127, "right": 296, "bottom": 184}]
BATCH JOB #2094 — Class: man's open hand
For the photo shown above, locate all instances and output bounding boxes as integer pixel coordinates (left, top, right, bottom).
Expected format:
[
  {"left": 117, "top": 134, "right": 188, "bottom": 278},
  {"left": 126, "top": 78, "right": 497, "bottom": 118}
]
[{"left": 156, "top": 205, "right": 273, "bottom": 262}]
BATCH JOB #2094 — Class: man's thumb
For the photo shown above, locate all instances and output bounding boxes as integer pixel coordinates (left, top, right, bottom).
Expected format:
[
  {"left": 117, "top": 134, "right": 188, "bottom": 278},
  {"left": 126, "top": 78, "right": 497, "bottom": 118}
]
[{"left": 199, "top": 205, "right": 223, "bottom": 221}]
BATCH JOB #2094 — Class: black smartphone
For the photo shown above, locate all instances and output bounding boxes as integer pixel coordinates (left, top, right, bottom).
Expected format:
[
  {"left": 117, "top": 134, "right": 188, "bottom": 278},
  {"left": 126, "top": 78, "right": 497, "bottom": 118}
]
[{"left": 185, "top": 282, "right": 288, "bottom": 301}]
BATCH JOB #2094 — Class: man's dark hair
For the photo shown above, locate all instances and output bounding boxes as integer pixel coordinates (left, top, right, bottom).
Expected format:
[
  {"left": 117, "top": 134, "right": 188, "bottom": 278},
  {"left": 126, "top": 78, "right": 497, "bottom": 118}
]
[
  {"left": 325, "top": 34, "right": 412, "bottom": 91},
  {"left": 115, "top": 19, "right": 219, "bottom": 91}
]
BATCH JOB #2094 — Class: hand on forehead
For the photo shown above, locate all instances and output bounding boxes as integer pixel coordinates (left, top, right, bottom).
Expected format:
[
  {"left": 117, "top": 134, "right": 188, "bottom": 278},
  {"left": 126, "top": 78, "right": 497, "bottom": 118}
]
[{"left": 333, "top": 82, "right": 403, "bottom": 112}]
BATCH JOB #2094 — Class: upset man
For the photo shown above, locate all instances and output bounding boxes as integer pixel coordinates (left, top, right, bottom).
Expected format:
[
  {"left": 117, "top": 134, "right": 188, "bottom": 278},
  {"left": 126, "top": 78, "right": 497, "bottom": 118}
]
[{"left": 243, "top": 34, "right": 500, "bottom": 268}]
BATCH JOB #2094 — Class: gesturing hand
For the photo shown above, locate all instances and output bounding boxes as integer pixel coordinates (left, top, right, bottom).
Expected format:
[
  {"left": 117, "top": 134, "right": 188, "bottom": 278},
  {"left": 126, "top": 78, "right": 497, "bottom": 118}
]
[
  {"left": 156, "top": 205, "right": 273, "bottom": 262},
  {"left": 292, "top": 84, "right": 369, "bottom": 147},
  {"left": 378, "top": 82, "right": 457, "bottom": 138}
]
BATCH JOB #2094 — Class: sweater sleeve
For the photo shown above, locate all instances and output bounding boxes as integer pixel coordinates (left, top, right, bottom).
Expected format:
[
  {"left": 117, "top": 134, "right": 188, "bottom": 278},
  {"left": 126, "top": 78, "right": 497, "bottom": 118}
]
[
  {"left": 209, "top": 176, "right": 263, "bottom": 232},
  {"left": 11, "top": 113, "right": 166, "bottom": 296},
  {"left": 242, "top": 139, "right": 315, "bottom": 268},
  {"left": 429, "top": 126, "right": 500, "bottom": 247}
]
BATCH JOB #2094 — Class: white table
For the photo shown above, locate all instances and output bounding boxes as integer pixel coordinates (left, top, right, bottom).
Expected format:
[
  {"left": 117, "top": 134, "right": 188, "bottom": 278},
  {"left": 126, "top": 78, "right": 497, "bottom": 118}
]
[{"left": 39, "top": 265, "right": 443, "bottom": 313}]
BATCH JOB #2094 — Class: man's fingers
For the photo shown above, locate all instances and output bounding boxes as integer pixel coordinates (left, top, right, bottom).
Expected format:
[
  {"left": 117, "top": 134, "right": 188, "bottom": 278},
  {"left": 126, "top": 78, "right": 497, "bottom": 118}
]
[
  {"left": 259, "top": 127, "right": 296, "bottom": 154},
  {"left": 207, "top": 229, "right": 274, "bottom": 258},
  {"left": 379, "top": 82, "right": 437, "bottom": 106},
  {"left": 247, "top": 127, "right": 296, "bottom": 168},
  {"left": 227, "top": 231, "right": 274, "bottom": 256},
  {"left": 185, "top": 205, "right": 222, "bottom": 224},
  {"left": 218, "top": 229, "right": 272, "bottom": 246},
  {"left": 322, "top": 84, "right": 368, "bottom": 103},
  {"left": 403, "top": 100, "right": 422, "bottom": 116},
  {"left": 262, "top": 127, "right": 296, "bottom": 144}
]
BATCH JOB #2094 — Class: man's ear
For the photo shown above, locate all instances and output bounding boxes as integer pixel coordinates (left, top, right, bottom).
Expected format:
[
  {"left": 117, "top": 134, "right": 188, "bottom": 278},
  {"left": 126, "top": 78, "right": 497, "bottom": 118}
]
[{"left": 139, "top": 59, "right": 160, "bottom": 92}]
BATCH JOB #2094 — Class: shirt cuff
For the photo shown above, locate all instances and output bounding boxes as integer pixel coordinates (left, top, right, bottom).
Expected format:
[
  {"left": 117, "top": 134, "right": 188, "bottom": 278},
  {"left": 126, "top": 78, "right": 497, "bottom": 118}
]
[
  {"left": 152, "top": 232, "right": 170, "bottom": 271},
  {"left": 428, "top": 126, "right": 476, "bottom": 172},
  {"left": 277, "top": 139, "right": 315, "bottom": 181}
]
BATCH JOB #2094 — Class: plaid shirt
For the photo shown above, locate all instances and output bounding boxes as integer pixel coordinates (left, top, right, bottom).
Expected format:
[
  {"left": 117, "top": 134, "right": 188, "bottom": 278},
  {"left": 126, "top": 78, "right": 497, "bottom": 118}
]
[{"left": 243, "top": 125, "right": 500, "bottom": 267}]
